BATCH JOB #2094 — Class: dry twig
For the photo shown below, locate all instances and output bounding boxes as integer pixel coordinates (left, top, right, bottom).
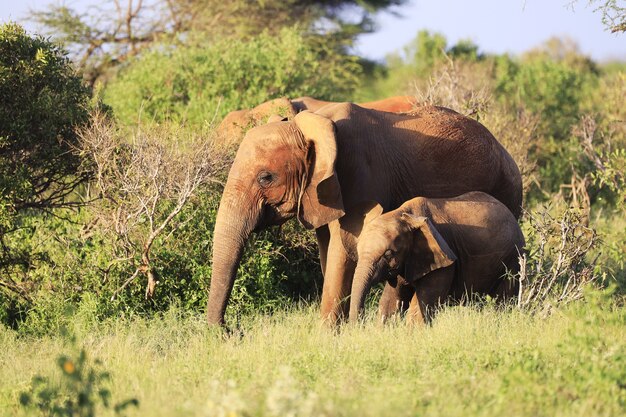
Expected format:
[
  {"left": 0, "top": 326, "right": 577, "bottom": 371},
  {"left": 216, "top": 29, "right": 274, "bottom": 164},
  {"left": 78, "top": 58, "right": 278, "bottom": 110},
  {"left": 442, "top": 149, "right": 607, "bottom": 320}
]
[
  {"left": 77, "top": 113, "right": 228, "bottom": 300},
  {"left": 516, "top": 207, "right": 600, "bottom": 315}
]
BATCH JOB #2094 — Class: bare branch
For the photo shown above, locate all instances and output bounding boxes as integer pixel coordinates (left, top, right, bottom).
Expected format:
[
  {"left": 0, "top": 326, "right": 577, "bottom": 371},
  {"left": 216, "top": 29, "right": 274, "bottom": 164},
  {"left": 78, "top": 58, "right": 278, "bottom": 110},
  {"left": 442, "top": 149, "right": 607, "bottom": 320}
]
[
  {"left": 78, "top": 112, "right": 229, "bottom": 301},
  {"left": 516, "top": 206, "right": 601, "bottom": 315}
]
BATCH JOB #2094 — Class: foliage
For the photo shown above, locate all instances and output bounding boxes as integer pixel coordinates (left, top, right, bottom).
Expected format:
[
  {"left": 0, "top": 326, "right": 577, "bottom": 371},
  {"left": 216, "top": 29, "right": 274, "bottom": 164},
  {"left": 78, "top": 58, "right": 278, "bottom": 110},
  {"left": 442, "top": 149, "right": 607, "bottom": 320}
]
[
  {"left": 590, "top": 148, "right": 626, "bottom": 207},
  {"left": 0, "top": 184, "right": 321, "bottom": 335},
  {"left": 18, "top": 329, "right": 138, "bottom": 416},
  {"left": 573, "top": 0, "right": 626, "bottom": 32},
  {"left": 0, "top": 23, "right": 91, "bottom": 276},
  {"left": 356, "top": 30, "right": 488, "bottom": 101},
  {"left": 571, "top": 113, "right": 626, "bottom": 210},
  {"left": 104, "top": 27, "right": 361, "bottom": 126},
  {"left": 397, "top": 30, "right": 449, "bottom": 77},
  {"left": 30, "top": 0, "right": 407, "bottom": 84},
  {"left": 357, "top": 30, "right": 447, "bottom": 100},
  {"left": 494, "top": 51, "right": 593, "bottom": 141},
  {"left": 414, "top": 57, "right": 492, "bottom": 119}
]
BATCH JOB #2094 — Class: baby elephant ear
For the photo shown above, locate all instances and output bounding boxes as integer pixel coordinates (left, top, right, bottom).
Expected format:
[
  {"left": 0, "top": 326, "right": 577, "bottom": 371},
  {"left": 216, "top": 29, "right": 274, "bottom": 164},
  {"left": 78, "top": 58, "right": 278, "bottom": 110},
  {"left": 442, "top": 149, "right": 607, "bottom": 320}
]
[
  {"left": 402, "top": 213, "right": 457, "bottom": 281},
  {"left": 294, "top": 111, "right": 345, "bottom": 229}
]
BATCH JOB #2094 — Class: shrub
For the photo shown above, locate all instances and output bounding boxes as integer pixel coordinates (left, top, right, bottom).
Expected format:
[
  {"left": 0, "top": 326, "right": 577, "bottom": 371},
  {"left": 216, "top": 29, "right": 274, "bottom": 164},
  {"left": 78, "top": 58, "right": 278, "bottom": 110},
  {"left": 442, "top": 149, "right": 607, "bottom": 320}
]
[
  {"left": 104, "top": 27, "right": 361, "bottom": 126},
  {"left": 0, "top": 23, "right": 91, "bottom": 271},
  {"left": 516, "top": 206, "right": 602, "bottom": 315},
  {"left": 76, "top": 113, "right": 228, "bottom": 301},
  {"left": 494, "top": 56, "right": 591, "bottom": 140}
]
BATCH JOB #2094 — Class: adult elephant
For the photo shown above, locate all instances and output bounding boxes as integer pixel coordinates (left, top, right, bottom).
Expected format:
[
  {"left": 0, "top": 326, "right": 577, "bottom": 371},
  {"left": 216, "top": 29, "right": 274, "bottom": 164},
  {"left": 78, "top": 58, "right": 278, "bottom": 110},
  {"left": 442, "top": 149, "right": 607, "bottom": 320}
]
[
  {"left": 216, "top": 96, "right": 418, "bottom": 145},
  {"left": 207, "top": 103, "right": 522, "bottom": 326}
]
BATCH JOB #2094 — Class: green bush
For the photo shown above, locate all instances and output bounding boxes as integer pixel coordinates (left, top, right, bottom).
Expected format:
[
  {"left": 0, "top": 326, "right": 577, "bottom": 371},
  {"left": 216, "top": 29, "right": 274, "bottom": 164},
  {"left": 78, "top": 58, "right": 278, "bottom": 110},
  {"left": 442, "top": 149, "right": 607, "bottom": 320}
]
[
  {"left": 494, "top": 55, "right": 592, "bottom": 140},
  {"left": 104, "top": 27, "right": 361, "bottom": 126},
  {"left": 0, "top": 22, "right": 91, "bottom": 271},
  {"left": 493, "top": 52, "right": 601, "bottom": 197}
]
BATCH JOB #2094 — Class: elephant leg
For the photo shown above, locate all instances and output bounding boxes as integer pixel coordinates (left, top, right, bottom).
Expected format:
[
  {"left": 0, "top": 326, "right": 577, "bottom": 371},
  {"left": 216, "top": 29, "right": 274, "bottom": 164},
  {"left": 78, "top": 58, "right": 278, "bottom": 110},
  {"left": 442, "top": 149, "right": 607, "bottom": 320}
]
[
  {"left": 406, "top": 293, "right": 424, "bottom": 326},
  {"left": 315, "top": 225, "right": 330, "bottom": 278},
  {"left": 407, "top": 265, "right": 455, "bottom": 326},
  {"left": 378, "top": 278, "right": 414, "bottom": 323},
  {"left": 320, "top": 221, "right": 355, "bottom": 325}
]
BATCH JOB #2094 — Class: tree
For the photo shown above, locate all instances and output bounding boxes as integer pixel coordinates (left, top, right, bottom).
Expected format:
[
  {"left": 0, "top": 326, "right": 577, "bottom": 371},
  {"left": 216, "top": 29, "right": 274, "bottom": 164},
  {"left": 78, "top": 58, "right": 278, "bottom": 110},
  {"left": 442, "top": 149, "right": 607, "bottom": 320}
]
[
  {"left": 103, "top": 27, "right": 362, "bottom": 125},
  {"left": 0, "top": 23, "right": 92, "bottom": 271},
  {"left": 589, "top": 0, "right": 626, "bottom": 32},
  {"left": 30, "top": 0, "right": 407, "bottom": 84},
  {"left": 569, "top": 1, "right": 626, "bottom": 33}
]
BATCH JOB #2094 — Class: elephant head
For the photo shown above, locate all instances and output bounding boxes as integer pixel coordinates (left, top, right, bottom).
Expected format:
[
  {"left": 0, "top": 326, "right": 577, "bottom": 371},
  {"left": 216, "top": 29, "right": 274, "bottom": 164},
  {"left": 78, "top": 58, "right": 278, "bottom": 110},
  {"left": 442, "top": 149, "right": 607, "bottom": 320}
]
[
  {"left": 349, "top": 206, "right": 456, "bottom": 321},
  {"left": 207, "top": 111, "right": 345, "bottom": 325}
]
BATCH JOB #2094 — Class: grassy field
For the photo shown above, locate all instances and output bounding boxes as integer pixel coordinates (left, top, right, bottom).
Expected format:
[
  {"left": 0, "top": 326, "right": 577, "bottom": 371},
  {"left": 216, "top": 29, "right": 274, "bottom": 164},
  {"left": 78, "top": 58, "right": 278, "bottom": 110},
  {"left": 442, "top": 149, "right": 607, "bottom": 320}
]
[{"left": 1, "top": 292, "right": 624, "bottom": 417}]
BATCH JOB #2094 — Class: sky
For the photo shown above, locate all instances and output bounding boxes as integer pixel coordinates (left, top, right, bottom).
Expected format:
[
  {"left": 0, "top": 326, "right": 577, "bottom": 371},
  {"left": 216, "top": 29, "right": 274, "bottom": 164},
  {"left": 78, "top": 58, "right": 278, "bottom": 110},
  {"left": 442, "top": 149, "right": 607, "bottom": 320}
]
[
  {"left": 1, "top": 0, "right": 625, "bottom": 63},
  {"left": 355, "top": 0, "right": 625, "bottom": 62}
]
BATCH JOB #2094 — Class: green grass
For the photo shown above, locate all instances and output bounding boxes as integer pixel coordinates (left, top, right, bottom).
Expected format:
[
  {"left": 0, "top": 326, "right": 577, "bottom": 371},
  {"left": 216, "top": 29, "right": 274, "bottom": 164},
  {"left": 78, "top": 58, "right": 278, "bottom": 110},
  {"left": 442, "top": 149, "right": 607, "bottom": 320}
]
[{"left": 1, "top": 293, "right": 624, "bottom": 417}]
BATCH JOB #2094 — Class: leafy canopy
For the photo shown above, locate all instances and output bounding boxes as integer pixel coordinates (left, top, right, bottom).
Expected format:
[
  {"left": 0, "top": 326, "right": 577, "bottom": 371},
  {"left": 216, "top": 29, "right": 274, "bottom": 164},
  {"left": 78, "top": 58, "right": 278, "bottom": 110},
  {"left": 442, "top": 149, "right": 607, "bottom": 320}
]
[{"left": 104, "top": 27, "right": 361, "bottom": 125}]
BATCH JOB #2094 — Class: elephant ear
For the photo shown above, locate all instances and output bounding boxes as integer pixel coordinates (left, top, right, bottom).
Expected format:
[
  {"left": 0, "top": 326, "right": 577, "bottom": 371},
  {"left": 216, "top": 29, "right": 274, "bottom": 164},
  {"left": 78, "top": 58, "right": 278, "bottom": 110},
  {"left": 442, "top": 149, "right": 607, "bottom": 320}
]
[
  {"left": 402, "top": 213, "right": 457, "bottom": 281},
  {"left": 294, "top": 110, "right": 345, "bottom": 229},
  {"left": 339, "top": 200, "right": 384, "bottom": 261}
]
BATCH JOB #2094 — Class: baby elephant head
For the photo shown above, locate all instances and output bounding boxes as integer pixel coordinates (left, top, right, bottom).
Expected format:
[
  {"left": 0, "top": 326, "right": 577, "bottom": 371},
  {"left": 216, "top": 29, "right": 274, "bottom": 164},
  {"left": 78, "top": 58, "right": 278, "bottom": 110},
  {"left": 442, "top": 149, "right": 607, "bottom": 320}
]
[{"left": 349, "top": 208, "right": 457, "bottom": 321}]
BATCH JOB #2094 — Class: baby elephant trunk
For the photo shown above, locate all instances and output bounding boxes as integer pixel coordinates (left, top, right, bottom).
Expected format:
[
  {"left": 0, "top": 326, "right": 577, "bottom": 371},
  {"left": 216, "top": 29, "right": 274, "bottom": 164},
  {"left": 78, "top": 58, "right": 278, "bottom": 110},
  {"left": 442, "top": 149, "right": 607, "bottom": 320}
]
[{"left": 349, "top": 261, "right": 379, "bottom": 322}]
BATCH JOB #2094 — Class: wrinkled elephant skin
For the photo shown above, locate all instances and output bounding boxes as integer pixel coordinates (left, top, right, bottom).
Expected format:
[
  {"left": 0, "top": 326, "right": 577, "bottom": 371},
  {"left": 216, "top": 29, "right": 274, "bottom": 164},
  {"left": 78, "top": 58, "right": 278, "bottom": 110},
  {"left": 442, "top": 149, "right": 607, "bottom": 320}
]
[{"left": 216, "top": 96, "right": 418, "bottom": 145}]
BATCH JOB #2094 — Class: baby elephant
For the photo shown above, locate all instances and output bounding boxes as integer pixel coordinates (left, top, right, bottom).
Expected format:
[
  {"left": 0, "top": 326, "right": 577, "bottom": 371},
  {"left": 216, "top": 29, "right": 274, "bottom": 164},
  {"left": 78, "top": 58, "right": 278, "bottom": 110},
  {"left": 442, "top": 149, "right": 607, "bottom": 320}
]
[{"left": 349, "top": 192, "right": 524, "bottom": 325}]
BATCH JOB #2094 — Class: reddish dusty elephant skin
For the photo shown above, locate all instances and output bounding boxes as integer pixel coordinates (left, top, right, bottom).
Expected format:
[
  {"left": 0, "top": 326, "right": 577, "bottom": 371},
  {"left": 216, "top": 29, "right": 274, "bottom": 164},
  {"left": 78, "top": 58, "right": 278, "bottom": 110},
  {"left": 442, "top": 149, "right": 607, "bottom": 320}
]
[
  {"left": 348, "top": 192, "right": 525, "bottom": 325},
  {"left": 207, "top": 102, "right": 523, "bottom": 326},
  {"left": 291, "top": 96, "right": 418, "bottom": 114},
  {"left": 216, "top": 96, "right": 418, "bottom": 144},
  {"left": 357, "top": 96, "right": 418, "bottom": 113}
]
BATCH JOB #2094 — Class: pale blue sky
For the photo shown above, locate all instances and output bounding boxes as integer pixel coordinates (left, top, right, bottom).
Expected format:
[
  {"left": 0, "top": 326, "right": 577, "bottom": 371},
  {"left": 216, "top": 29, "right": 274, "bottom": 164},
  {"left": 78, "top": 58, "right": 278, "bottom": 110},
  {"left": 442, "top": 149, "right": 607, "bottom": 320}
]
[
  {"left": 355, "top": 0, "right": 626, "bottom": 62},
  {"left": 1, "top": 0, "right": 625, "bottom": 62}
]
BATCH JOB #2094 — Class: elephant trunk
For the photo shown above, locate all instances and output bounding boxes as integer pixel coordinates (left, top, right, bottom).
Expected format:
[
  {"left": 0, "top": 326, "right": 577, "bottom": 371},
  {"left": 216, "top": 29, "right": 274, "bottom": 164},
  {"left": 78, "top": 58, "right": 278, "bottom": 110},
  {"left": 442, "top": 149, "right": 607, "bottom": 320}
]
[
  {"left": 349, "top": 260, "right": 378, "bottom": 322},
  {"left": 207, "top": 188, "right": 259, "bottom": 325}
]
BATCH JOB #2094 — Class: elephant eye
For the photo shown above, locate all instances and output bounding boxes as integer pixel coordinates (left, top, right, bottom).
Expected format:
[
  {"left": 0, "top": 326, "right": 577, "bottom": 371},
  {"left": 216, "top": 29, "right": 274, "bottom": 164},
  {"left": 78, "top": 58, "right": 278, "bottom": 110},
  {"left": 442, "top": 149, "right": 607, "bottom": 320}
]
[{"left": 257, "top": 171, "right": 275, "bottom": 187}]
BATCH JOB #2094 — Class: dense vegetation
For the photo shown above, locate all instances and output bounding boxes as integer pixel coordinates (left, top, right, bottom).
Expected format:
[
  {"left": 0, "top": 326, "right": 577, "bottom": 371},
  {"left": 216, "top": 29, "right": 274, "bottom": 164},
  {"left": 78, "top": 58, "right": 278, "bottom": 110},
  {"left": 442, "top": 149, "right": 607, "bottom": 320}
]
[
  {"left": 0, "top": 0, "right": 624, "bottom": 414},
  {"left": 0, "top": 23, "right": 92, "bottom": 276},
  {"left": 104, "top": 27, "right": 362, "bottom": 125}
]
